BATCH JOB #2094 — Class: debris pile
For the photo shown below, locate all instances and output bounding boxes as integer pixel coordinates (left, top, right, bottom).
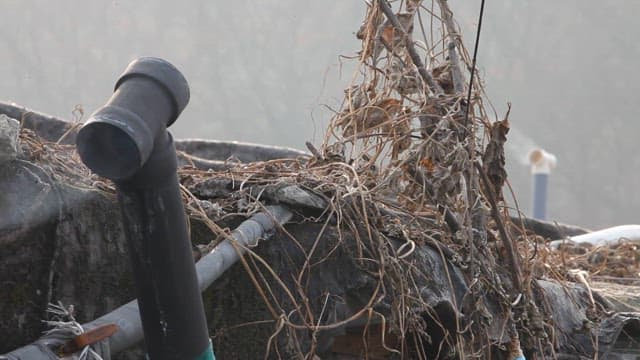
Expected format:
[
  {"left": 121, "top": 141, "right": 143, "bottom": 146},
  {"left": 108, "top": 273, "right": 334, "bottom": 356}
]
[{"left": 542, "top": 240, "right": 640, "bottom": 283}]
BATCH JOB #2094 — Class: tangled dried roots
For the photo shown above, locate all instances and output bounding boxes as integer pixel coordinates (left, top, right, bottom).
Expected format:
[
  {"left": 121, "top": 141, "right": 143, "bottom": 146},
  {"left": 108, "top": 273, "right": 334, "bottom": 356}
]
[{"left": 305, "top": 0, "right": 542, "bottom": 358}]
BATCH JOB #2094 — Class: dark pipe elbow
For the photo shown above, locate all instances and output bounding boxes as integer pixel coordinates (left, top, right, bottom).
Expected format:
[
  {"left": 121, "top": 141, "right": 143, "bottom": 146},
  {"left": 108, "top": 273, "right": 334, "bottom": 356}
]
[
  {"left": 76, "top": 57, "right": 189, "bottom": 181},
  {"left": 76, "top": 58, "right": 213, "bottom": 358}
]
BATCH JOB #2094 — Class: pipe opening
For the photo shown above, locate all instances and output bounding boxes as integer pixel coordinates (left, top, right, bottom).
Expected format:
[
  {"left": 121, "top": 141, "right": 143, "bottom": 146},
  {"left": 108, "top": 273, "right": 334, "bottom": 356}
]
[{"left": 77, "top": 122, "right": 141, "bottom": 180}]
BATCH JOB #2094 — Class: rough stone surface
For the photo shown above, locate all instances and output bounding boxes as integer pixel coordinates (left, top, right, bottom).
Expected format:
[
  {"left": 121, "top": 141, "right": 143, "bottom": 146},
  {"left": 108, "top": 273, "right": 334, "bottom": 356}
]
[
  {"left": 0, "top": 114, "right": 20, "bottom": 164},
  {"left": 0, "top": 160, "right": 136, "bottom": 356}
]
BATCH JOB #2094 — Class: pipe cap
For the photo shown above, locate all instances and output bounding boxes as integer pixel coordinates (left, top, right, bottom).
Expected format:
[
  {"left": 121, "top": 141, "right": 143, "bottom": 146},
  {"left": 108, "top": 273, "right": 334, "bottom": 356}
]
[
  {"left": 528, "top": 148, "right": 557, "bottom": 174},
  {"left": 115, "top": 57, "right": 190, "bottom": 127}
]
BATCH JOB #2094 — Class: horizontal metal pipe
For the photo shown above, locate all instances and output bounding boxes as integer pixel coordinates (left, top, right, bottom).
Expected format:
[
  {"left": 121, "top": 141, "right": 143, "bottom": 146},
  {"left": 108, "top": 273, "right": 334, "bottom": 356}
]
[
  {"left": 550, "top": 225, "right": 640, "bottom": 249},
  {"left": 195, "top": 205, "right": 293, "bottom": 291},
  {"left": 174, "top": 139, "right": 308, "bottom": 163}
]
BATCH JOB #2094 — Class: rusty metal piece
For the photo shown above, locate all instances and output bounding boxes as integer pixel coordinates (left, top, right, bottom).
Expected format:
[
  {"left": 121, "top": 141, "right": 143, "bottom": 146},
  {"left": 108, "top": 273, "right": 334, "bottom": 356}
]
[{"left": 59, "top": 324, "right": 118, "bottom": 356}]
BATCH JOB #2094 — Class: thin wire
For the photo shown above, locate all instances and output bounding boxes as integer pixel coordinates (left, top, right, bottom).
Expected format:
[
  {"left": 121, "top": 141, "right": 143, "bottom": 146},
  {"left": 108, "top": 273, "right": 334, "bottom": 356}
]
[{"left": 464, "top": 0, "right": 486, "bottom": 128}]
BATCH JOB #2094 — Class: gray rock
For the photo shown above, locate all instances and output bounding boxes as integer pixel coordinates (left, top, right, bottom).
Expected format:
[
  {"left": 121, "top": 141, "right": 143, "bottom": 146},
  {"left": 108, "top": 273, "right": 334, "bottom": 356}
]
[{"left": 0, "top": 114, "right": 20, "bottom": 164}]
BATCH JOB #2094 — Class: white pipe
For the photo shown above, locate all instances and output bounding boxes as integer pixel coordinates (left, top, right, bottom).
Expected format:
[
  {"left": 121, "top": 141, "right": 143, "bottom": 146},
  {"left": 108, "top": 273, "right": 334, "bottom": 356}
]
[{"left": 549, "top": 225, "right": 640, "bottom": 249}]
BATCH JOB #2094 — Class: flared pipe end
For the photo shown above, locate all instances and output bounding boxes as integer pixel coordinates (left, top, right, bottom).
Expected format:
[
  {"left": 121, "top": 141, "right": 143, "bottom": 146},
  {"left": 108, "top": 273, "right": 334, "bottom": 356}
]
[
  {"left": 77, "top": 57, "right": 189, "bottom": 180},
  {"left": 76, "top": 106, "right": 153, "bottom": 181},
  {"left": 116, "top": 57, "right": 190, "bottom": 126}
]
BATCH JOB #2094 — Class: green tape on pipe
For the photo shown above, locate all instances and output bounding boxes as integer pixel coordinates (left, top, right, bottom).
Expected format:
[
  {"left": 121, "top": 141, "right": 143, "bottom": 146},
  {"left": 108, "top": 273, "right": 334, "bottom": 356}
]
[{"left": 194, "top": 341, "right": 216, "bottom": 360}]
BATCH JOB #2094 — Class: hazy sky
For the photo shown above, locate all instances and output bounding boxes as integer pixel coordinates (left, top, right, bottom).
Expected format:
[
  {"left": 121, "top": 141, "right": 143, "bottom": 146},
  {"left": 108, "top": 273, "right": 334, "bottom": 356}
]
[{"left": 2, "top": 1, "right": 639, "bottom": 228}]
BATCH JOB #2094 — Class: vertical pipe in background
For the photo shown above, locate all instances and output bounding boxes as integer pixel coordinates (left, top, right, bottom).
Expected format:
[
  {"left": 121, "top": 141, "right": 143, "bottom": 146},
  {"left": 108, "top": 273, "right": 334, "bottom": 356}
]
[
  {"left": 529, "top": 149, "right": 557, "bottom": 221},
  {"left": 532, "top": 172, "right": 548, "bottom": 220}
]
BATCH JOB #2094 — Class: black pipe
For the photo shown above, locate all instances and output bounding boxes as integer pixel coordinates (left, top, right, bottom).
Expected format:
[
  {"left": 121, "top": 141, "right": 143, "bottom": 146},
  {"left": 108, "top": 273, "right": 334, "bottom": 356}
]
[{"left": 76, "top": 57, "right": 213, "bottom": 359}]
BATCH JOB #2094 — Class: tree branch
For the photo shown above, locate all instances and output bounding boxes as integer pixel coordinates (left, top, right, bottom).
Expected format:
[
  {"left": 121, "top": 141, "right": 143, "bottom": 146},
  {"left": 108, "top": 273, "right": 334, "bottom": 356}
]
[
  {"left": 377, "top": 0, "right": 443, "bottom": 96},
  {"left": 475, "top": 161, "right": 523, "bottom": 293}
]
